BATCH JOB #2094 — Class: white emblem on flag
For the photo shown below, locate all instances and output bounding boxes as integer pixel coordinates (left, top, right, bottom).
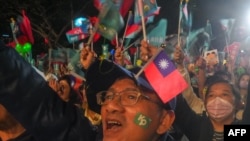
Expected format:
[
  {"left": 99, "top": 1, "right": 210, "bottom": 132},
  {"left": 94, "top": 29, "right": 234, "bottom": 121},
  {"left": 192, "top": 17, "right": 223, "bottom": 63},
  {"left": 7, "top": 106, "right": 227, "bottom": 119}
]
[{"left": 158, "top": 59, "right": 169, "bottom": 70}]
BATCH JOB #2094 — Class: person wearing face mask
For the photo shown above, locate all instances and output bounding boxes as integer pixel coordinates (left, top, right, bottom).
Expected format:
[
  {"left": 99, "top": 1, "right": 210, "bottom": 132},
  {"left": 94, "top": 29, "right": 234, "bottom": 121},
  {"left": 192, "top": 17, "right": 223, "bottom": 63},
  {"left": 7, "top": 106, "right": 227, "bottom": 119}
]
[
  {"left": 139, "top": 40, "right": 250, "bottom": 141},
  {"left": 173, "top": 78, "right": 248, "bottom": 141},
  {"left": 236, "top": 73, "right": 250, "bottom": 120}
]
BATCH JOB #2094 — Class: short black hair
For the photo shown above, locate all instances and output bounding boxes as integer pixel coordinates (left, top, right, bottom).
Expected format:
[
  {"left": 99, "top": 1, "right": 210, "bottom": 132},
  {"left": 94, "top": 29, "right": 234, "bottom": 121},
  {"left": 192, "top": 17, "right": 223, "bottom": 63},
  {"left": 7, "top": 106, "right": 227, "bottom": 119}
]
[{"left": 205, "top": 79, "right": 241, "bottom": 103}]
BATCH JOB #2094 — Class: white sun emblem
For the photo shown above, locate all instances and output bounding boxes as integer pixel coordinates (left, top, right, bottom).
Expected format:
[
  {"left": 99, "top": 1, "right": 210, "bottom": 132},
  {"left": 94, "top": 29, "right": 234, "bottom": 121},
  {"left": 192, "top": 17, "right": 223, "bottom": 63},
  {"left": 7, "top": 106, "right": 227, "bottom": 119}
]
[{"left": 158, "top": 59, "right": 169, "bottom": 70}]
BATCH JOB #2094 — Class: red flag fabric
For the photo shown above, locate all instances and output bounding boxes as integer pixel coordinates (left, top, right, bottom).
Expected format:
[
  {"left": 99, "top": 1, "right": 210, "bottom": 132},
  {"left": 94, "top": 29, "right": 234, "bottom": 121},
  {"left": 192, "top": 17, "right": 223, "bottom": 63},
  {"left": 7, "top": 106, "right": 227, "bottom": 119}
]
[
  {"left": 120, "top": 0, "right": 135, "bottom": 17},
  {"left": 6, "top": 35, "right": 29, "bottom": 48},
  {"left": 18, "top": 10, "right": 34, "bottom": 44},
  {"left": 125, "top": 24, "right": 142, "bottom": 38},
  {"left": 142, "top": 50, "right": 188, "bottom": 103},
  {"left": 89, "top": 16, "right": 101, "bottom": 42},
  {"left": 124, "top": 12, "right": 142, "bottom": 38},
  {"left": 224, "top": 42, "right": 241, "bottom": 64}
]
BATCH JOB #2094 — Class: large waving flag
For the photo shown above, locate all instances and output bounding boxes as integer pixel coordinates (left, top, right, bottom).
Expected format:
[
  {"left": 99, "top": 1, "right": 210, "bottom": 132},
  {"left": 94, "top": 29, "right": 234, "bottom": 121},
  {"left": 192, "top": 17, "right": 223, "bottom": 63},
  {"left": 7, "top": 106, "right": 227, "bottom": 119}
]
[
  {"left": 137, "top": 49, "right": 188, "bottom": 103},
  {"left": 97, "top": 0, "right": 124, "bottom": 40}
]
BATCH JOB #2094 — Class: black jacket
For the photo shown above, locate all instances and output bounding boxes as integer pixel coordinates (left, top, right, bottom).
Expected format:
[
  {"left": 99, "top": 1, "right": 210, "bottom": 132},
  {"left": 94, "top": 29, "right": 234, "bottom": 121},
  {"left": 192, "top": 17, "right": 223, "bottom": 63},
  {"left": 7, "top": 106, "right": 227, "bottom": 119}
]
[
  {"left": 0, "top": 42, "right": 97, "bottom": 141},
  {"left": 4, "top": 131, "right": 36, "bottom": 141}
]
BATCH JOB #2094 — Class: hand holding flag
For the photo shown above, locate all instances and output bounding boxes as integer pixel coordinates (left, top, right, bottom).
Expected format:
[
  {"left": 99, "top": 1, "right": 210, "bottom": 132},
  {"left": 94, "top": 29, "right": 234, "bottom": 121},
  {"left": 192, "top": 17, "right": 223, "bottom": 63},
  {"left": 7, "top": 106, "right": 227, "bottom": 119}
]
[{"left": 139, "top": 40, "right": 158, "bottom": 63}]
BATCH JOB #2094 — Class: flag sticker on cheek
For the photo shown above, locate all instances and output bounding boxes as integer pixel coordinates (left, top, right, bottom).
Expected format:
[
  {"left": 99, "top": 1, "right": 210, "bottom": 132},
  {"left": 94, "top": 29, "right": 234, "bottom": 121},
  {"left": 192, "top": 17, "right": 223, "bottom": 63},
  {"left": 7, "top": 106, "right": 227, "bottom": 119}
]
[{"left": 134, "top": 113, "right": 152, "bottom": 128}]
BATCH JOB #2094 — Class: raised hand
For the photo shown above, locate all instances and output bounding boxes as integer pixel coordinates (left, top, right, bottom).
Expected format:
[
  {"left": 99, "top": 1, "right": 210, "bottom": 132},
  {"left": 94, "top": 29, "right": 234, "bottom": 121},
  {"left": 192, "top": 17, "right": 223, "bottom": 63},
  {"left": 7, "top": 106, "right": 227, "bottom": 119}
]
[
  {"left": 173, "top": 46, "right": 185, "bottom": 66},
  {"left": 114, "top": 47, "right": 124, "bottom": 66},
  {"left": 48, "top": 78, "right": 59, "bottom": 92},
  {"left": 195, "top": 56, "right": 206, "bottom": 70},
  {"left": 139, "top": 40, "right": 158, "bottom": 63},
  {"left": 80, "top": 45, "right": 96, "bottom": 70}
]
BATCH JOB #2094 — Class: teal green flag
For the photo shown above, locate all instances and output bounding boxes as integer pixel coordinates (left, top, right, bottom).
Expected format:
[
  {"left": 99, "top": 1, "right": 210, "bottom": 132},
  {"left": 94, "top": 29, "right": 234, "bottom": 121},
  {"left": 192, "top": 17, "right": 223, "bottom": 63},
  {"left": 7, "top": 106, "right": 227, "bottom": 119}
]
[
  {"left": 147, "top": 19, "right": 167, "bottom": 47},
  {"left": 97, "top": 0, "right": 124, "bottom": 40}
]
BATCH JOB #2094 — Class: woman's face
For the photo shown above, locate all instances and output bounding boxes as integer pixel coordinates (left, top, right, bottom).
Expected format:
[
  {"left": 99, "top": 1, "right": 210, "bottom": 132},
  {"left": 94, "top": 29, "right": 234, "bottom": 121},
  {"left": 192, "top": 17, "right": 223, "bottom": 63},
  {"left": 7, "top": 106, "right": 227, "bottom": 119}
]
[
  {"left": 57, "top": 80, "right": 71, "bottom": 102},
  {"left": 205, "top": 82, "right": 236, "bottom": 122},
  {"left": 239, "top": 75, "right": 250, "bottom": 89}
]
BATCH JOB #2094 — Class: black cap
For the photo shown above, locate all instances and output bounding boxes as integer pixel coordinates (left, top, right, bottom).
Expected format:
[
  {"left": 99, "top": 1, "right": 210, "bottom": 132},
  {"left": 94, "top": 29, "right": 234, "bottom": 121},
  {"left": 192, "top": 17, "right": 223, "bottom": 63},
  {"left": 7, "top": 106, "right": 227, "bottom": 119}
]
[{"left": 85, "top": 60, "right": 176, "bottom": 113}]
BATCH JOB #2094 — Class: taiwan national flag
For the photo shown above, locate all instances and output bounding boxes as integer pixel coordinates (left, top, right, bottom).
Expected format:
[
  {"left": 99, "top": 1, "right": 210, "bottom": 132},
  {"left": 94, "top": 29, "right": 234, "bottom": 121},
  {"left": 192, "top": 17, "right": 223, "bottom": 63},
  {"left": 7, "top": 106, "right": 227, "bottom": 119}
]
[{"left": 141, "top": 49, "right": 188, "bottom": 103}]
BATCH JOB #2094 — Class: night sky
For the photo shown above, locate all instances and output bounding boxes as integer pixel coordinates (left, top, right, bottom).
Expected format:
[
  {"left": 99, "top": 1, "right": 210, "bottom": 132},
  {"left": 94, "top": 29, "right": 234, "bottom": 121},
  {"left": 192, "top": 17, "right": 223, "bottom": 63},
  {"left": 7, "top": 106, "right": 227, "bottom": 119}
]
[{"left": 0, "top": 0, "right": 249, "bottom": 51}]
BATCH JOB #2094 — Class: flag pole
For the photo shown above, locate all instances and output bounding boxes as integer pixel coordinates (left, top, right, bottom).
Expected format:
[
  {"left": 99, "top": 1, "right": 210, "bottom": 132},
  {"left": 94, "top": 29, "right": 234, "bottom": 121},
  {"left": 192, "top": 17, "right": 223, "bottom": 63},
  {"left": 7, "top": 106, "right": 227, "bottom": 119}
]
[
  {"left": 88, "top": 24, "right": 94, "bottom": 50},
  {"left": 115, "top": 32, "right": 119, "bottom": 47},
  {"left": 122, "top": 40, "right": 138, "bottom": 53},
  {"left": 137, "top": 0, "right": 147, "bottom": 41},
  {"left": 121, "top": 11, "right": 132, "bottom": 46},
  {"left": 135, "top": 48, "right": 162, "bottom": 78},
  {"left": 86, "top": 2, "right": 110, "bottom": 50},
  {"left": 87, "top": 21, "right": 98, "bottom": 51},
  {"left": 177, "top": 0, "right": 184, "bottom": 47},
  {"left": 10, "top": 18, "right": 19, "bottom": 45}
]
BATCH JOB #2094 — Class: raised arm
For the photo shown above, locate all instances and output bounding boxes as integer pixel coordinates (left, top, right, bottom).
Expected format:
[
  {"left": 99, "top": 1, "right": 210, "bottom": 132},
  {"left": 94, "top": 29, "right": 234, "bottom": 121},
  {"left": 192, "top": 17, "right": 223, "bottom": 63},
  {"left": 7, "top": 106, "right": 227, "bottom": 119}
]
[
  {"left": 173, "top": 47, "right": 205, "bottom": 115},
  {"left": 0, "top": 42, "right": 94, "bottom": 141}
]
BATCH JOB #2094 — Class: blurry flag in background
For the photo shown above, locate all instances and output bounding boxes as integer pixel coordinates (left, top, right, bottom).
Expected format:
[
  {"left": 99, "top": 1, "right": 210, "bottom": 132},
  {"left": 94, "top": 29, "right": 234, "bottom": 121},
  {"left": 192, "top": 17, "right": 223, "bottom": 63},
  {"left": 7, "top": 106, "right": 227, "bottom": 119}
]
[
  {"left": 119, "top": 0, "right": 135, "bottom": 17},
  {"left": 146, "top": 19, "right": 167, "bottom": 47},
  {"left": 66, "top": 27, "right": 88, "bottom": 43},
  {"left": 17, "top": 10, "right": 34, "bottom": 44},
  {"left": 124, "top": 11, "right": 142, "bottom": 38},
  {"left": 94, "top": 0, "right": 134, "bottom": 18},
  {"left": 179, "top": 0, "right": 192, "bottom": 35},
  {"left": 7, "top": 10, "right": 34, "bottom": 48},
  {"left": 138, "top": 49, "right": 188, "bottom": 103},
  {"left": 133, "top": 0, "right": 160, "bottom": 24},
  {"left": 97, "top": 0, "right": 124, "bottom": 40}
]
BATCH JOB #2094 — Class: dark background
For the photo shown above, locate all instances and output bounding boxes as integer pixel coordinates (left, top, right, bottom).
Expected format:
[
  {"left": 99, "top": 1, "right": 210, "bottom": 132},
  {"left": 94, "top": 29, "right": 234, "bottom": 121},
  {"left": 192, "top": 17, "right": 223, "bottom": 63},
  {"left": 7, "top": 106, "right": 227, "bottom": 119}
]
[{"left": 0, "top": 0, "right": 249, "bottom": 56}]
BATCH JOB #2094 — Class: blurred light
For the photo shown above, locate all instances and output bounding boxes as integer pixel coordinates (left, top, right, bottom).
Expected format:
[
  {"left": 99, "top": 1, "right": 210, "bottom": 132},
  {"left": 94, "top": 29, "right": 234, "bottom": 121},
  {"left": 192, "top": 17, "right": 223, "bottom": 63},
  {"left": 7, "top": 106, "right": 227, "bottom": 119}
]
[
  {"left": 2, "top": 34, "right": 10, "bottom": 37},
  {"left": 247, "top": 10, "right": 250, "bottom": 24},
  {"left": 74, "top": 17, "right": 87, "bottom": 27}
]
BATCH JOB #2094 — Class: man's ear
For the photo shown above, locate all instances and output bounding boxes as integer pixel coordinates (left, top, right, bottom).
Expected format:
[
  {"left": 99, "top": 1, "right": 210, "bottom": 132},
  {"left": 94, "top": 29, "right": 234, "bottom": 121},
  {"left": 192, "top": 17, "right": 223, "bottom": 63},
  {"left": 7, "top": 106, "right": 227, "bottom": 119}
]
[{"left": 156, "top": 110, "right": 175, "bottom": 134}]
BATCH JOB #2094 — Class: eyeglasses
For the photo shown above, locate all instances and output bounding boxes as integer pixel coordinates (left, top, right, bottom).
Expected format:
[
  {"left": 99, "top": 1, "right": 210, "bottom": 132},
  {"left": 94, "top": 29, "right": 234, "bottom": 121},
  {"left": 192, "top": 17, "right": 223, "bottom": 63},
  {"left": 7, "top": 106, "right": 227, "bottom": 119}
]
[{"left": 96, "top": 89, "right": 152, "bottom": 106}]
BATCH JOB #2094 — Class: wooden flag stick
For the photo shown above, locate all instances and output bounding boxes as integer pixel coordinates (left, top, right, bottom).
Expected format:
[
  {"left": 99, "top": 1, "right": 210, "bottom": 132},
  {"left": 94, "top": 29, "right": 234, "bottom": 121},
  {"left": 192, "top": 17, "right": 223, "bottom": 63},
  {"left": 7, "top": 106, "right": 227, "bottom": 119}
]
[
  {"left": 121, "top": 11, "right": 133, "bottom": 46},
  {"left": 122, "top": 40, "right": 138, "bottom": 53},
  {"left": 115, "top": 32, "right": 119, "bottom": 47},
  {"left": 177, "top": 0, "right": 184, "bottom": 47},
  {"left": 86, "top": 2, "right": 110, "bottom": 50},
  {"left": 137, "top": 0, "right": 147, "bottom": 41}
]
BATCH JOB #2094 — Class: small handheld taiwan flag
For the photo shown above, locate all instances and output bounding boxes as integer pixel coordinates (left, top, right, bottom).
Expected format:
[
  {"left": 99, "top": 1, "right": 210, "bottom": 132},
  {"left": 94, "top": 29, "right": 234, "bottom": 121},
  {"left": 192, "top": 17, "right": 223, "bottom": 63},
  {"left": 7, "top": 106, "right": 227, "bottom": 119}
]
[{"left": 136, "top": 49, "right": 188, "bottom": 103}]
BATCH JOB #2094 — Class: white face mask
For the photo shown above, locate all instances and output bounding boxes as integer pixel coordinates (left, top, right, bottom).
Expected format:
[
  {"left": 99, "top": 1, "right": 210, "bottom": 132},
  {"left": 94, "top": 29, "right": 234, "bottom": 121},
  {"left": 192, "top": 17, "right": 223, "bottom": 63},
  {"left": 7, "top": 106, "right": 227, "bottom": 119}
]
[{"left": 206, "top": 97, "right": 234, "bottom": 121}]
